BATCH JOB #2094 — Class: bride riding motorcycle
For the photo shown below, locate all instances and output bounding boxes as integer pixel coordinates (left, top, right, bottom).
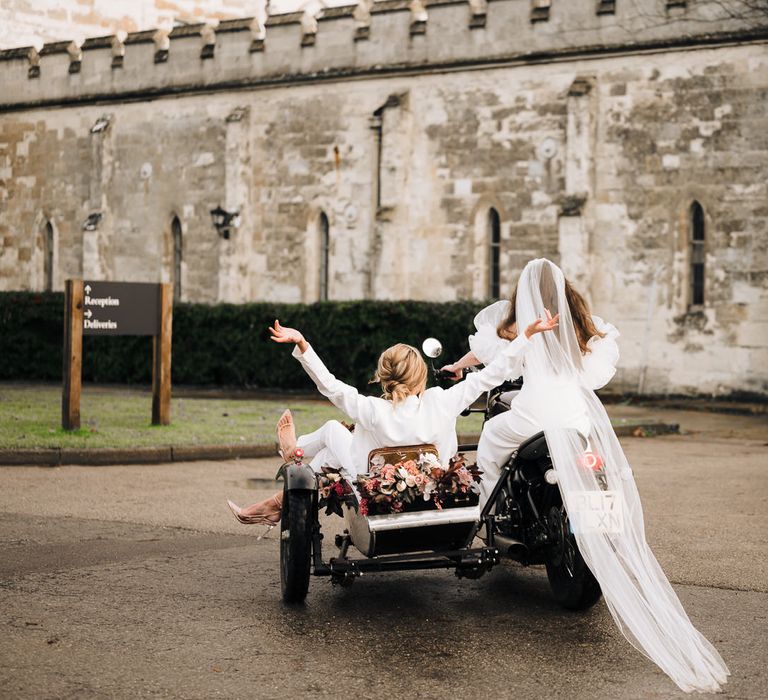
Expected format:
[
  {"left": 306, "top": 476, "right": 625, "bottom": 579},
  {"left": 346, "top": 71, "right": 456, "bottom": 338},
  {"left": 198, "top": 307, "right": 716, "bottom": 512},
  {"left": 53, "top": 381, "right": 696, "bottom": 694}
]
[
  {"left": 442, "top": 258, "right": 728, "bottom": 694},
  {"left": 441, "top": 264, "right": 619, "bottom": 508}
]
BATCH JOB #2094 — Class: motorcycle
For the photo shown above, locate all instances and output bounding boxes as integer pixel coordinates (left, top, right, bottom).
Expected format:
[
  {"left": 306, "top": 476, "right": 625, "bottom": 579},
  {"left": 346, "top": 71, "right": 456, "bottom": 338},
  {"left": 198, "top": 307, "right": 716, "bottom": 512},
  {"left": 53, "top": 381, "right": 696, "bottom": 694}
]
[{"left": 277, "top": 337, "right": 601, "bottom": 611}]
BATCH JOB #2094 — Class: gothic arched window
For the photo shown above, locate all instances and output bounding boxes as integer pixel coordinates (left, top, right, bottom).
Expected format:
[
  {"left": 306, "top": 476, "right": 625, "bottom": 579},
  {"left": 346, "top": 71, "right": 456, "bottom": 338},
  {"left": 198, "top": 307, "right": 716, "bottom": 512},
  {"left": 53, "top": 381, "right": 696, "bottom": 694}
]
[
  {"left": 319, "top": 211, "right": 330, "bottom": 301},
  {"left": 690, "top": 201, "right": 705, "bottom": 307},
  {"left": 488, "top": 208, "right": 501, "bottom": 299},
  {"left": 44, "top": 221, "right": 54, "bottom": 292},
  {"left": 172, "top": 216, "right": 183, "bottom": 302}
]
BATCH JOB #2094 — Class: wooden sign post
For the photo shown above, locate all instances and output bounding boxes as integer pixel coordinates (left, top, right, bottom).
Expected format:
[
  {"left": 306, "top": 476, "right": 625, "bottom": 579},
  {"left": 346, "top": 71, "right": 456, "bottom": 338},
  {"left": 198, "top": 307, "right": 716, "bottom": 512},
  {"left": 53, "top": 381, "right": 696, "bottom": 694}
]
[
  {"left": 62, "top": 279, "right": 173, "bottom": 430},
  {"left": 152, "top": 284, "right": 173, "bottom": 426},
  {"left": 62, "top": 279, "right": 84, "bottom": 430}
]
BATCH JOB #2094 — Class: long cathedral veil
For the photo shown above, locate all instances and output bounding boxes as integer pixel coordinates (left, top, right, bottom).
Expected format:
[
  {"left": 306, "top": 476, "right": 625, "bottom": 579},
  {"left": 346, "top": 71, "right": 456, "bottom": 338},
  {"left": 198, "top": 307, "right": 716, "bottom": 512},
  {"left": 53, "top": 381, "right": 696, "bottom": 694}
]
[{"left": 516, "top": 259, "right": 729, "bottom": 693}]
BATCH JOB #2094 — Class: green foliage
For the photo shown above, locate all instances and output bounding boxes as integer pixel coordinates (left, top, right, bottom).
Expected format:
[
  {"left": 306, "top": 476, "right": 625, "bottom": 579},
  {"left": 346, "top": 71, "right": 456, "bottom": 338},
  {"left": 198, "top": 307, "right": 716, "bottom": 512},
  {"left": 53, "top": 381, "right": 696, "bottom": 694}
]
[
  {"left": 0, "top": 292, "right": 64, "bottom": 380},
  {"left": 0, "top": 293, "right": 486, "bottom": 390}
]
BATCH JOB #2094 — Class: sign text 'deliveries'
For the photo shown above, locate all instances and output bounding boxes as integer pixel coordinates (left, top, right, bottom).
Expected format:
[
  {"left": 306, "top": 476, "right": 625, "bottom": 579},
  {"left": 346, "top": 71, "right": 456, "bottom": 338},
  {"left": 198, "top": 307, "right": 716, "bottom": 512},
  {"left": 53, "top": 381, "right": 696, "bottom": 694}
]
[{"left": 82, "top": 281, "right": 161, "bottom": 336}]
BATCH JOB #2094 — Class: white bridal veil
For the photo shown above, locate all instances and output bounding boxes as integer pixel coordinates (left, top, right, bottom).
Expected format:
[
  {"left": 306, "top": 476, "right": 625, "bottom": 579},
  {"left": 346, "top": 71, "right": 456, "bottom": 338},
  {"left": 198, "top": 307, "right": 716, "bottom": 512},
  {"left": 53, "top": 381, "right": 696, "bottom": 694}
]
[{"left": 516, "top": 259, "right": 729, "bottom": 693}]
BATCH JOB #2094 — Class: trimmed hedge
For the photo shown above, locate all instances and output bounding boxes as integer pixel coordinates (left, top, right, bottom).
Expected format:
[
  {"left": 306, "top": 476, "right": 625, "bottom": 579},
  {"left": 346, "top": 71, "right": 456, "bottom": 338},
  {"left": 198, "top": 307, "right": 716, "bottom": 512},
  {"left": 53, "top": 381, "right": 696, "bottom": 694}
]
[{"left": 0, "top": 292, "right": 486, "bottom": 391}]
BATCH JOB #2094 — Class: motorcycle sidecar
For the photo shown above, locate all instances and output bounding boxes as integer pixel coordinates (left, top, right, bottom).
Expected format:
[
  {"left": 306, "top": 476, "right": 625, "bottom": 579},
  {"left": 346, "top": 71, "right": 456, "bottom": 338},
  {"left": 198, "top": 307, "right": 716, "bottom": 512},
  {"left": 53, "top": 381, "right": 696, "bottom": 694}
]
[{"left": 277, "top": 445, "right": 498, "bottom": 603}]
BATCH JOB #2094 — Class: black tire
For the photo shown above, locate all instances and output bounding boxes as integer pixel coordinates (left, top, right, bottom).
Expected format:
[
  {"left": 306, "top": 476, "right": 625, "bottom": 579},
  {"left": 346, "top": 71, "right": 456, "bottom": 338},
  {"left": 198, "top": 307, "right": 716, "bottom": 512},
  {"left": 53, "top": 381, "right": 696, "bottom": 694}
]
[
  {"left": 544, "top": 506, "right": 602, "bottom": 611},
  {"left": 280, "top": 489, "right": 313, "bottom": 604}
]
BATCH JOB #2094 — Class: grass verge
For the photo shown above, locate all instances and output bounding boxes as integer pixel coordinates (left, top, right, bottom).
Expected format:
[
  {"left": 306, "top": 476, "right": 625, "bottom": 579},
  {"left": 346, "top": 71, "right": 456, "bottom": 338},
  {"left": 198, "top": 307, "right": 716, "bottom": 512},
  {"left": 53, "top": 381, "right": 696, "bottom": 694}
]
[{"left": 0, "top": 385, "right": 486, "bottom": 450}]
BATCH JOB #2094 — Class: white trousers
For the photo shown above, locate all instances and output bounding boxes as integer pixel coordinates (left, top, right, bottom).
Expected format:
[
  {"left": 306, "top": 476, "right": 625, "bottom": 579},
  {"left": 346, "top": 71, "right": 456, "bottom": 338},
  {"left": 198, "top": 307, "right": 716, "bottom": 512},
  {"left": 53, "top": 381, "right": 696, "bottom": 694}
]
[
  {"left": 476, "top": 410, "right": 540, "bottom": 508},
  {"left": 476, "top": 398, "right": 590, "bottom": 508},
  {"left": 296, "top": 420, "right": 355, "bottom": 481}
]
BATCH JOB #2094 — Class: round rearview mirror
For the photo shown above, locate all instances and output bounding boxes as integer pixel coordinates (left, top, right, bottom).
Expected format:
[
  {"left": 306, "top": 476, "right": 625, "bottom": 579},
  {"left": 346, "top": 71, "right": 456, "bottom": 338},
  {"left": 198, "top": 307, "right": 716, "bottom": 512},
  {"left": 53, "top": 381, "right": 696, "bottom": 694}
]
[{"left": 421, "top": 337, "right": 443, "bottom": 359}]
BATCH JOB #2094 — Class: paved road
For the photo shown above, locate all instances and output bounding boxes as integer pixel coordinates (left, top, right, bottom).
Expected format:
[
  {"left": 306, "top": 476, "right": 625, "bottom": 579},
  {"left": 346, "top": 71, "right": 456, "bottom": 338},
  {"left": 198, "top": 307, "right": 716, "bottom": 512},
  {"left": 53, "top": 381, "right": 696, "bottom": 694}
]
[{"left": 1, "top": 408, "right": 766, "bottom": 699}]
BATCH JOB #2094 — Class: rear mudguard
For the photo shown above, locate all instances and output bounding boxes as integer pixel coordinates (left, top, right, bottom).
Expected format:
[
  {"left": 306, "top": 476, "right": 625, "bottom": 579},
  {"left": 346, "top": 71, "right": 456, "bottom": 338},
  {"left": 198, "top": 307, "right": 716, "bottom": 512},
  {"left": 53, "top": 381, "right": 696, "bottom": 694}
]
[{"left": 276, "top": 461, "right": 318, "bottom": 491}]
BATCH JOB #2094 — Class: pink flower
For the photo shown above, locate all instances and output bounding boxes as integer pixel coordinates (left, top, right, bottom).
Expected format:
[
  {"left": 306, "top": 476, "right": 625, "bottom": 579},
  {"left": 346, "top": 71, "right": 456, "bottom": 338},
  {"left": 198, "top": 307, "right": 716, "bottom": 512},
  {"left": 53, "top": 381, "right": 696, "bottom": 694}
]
[
  {"left": 402, "top": 459, "right": 419, "bottom": 475},
  {"left": 359, "top": 499, "right": 368, "bottom": 516}
]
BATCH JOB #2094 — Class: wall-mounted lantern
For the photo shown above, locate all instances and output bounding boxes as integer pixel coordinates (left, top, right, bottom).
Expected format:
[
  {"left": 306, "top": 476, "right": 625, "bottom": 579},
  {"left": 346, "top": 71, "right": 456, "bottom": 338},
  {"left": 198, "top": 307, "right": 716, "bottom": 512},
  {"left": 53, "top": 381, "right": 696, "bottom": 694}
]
[
  {"left": 210, "top": 205, "right": 240, "bottom": 240},
  {"left": 82, "top": 212, "right": 102, "bottom": 231}
]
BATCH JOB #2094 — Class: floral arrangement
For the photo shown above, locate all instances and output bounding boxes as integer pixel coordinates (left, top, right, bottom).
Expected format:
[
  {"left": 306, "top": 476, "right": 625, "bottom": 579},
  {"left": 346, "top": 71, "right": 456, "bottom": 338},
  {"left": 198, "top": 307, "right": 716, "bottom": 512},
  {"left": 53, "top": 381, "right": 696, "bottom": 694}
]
[
  {"left": 317, "top": 466, "right": 358, "bottom": 517},
  {"left": 356, "top": 452, "right": 482, "bottom": 516}
]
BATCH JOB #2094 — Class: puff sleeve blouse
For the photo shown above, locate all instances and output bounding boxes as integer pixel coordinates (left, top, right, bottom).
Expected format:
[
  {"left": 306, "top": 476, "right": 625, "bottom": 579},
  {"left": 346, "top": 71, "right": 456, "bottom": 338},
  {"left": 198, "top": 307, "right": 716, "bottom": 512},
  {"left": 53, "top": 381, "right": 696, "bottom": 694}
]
[{"left": 468, "top": 301, "right": 620, "bottom": 391}]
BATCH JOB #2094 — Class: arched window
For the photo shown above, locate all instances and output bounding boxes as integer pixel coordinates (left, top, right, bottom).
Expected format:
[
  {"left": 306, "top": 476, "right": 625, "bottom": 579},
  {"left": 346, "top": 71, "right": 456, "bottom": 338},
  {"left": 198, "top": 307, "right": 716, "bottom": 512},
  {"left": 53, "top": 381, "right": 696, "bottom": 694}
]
[
  {"left": 488, "top": 208, "right": 501, "bottom": 299},
  {"left": 690, "top": 201, "right": 705, "bottom": 307},
  {"left": 319, "top": 212, "right": 330, "bottom": 301},
  {"left": 172, "top": 216, "right": 182, "bottom": 302},
  {"left": 44, "top": 221, "right": 54, "bottom": 292}
]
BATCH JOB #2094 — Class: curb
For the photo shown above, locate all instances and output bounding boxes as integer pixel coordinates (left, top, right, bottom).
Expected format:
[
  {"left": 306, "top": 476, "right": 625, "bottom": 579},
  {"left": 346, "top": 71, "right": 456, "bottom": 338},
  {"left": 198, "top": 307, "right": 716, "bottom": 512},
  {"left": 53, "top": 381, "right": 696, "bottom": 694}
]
[
  {"left": 0, "top": 421, "right": 679, "bottom": 467},
  {"left": 0, "top": 444, "right": 277, "bottom": 467}
]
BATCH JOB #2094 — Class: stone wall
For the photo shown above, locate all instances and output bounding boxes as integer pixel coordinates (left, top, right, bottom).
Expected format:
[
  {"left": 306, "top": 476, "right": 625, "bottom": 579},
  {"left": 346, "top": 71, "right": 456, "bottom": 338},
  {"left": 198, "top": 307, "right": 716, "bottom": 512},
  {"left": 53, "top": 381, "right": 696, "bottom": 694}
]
[
  {"left": 1, "top": 0, "right": 766, "bottom": 396},
  {"left": 0, "top": 0, "right": 266, "bottom": 50}
]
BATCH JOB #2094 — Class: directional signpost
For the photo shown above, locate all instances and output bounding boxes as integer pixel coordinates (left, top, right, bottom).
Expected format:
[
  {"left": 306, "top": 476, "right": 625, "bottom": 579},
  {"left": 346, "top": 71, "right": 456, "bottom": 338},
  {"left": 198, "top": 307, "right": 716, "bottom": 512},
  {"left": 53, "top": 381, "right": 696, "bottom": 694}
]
[
  {"left": 62, "top": 279, "right": 173, "bottom": 430},
  {"left": 82, "top": 281, "right": 161, "bottom": 336}
]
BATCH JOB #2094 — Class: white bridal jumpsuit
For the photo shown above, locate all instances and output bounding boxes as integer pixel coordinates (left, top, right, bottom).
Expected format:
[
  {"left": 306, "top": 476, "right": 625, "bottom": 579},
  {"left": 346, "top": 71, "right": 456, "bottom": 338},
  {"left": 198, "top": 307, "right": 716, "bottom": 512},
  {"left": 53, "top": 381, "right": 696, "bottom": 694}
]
[
  {"left": 470, "top": 300, "right": 620, "bottom": 506},
  {"left": 489, "top": 258, "right": 729, "bottom": 694},
  {"left": 291, "top": 339, "right": 528, "bottom": 481}
]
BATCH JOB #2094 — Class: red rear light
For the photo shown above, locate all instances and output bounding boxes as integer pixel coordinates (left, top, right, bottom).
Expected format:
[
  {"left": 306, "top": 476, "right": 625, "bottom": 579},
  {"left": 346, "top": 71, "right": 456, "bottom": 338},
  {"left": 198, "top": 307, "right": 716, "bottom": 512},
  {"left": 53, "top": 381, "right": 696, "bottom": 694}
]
[{"left": 578, "top": 451, "right": 604, "bottom": 471}]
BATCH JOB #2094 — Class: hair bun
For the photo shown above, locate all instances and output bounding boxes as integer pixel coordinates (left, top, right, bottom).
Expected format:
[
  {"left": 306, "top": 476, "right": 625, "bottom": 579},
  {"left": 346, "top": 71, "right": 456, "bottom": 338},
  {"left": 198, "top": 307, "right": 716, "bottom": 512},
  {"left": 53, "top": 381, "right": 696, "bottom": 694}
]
[{"left": 371, "top": 343, "right": 428, "bottom": 404}]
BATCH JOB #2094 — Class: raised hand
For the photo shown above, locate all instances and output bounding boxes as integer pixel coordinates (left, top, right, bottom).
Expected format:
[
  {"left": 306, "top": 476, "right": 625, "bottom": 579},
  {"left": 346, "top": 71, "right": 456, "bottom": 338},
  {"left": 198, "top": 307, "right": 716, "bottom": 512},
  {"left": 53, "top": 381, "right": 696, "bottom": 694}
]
[
  {"left": 268, "top": 319, "right": 308, "bottom": 353},
  {"left": 525, "top": 308, "right": 560, "bottom": 339}
]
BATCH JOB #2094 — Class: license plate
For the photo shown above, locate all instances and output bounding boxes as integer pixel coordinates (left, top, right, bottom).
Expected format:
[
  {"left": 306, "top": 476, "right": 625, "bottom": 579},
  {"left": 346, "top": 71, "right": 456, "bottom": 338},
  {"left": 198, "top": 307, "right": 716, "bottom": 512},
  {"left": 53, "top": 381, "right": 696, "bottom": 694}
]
[{"left": 567, "top": 491, "right": 624, "bottom": 534}]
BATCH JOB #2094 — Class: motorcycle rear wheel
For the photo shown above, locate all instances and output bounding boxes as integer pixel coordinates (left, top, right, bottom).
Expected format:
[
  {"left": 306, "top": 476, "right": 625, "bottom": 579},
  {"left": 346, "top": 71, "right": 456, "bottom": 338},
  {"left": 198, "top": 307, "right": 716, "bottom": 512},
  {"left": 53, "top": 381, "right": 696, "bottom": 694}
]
[
  {"left": 544, "top": 505, "right": 602, "bottom": 611},
  {"left": 280, "top": 489, "right": 313, "bottom": 604}
]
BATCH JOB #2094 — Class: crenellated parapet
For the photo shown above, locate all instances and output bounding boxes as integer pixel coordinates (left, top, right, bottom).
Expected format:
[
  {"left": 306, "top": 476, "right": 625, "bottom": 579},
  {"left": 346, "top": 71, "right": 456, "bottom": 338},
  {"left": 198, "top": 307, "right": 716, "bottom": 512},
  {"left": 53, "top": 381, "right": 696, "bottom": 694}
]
[{"left": 0, "top": 0, "right": 766, "bottom": 110}]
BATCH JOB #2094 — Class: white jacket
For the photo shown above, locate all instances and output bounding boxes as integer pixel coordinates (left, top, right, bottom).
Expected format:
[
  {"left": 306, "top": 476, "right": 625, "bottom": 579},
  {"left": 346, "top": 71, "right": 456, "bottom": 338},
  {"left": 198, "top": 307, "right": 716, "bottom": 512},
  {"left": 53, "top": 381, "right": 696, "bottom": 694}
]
[
  {"left": 292, "top": 336, "right": 530, "bottom": 473},
  {"left": 468, "top": 300, "right": 620, "bottom": 390}
]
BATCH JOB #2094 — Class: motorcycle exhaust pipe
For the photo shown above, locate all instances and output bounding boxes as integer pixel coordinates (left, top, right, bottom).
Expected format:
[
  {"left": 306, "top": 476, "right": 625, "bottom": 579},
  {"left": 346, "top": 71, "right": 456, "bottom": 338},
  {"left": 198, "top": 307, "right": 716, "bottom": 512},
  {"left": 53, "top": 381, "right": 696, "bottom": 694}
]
[{"left": 494, "top": 534, "right": 529, "bottom": 561}]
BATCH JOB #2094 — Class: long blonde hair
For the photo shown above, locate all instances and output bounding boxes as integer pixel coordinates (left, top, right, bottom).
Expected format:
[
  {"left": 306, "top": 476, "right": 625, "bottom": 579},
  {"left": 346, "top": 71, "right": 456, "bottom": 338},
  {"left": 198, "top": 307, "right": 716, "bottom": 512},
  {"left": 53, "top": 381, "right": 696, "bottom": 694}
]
[{"left": 371, "top": 343, "right": 428, "bottom": 404}]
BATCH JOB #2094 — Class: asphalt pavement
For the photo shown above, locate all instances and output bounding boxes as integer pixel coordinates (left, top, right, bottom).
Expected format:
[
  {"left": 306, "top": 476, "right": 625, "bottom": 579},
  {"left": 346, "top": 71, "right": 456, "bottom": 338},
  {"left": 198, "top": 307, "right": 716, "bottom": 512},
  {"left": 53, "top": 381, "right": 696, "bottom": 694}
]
[{"left": 0, "top": 407, "right": 766, "bottom": 699}]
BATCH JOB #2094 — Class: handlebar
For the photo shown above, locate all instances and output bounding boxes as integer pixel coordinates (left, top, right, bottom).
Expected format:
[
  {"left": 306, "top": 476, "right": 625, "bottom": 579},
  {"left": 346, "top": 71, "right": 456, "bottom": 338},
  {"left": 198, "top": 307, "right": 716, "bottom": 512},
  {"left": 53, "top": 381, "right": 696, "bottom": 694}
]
[{"left": 432, "top": 365, "right": 476, "bottom": 382}]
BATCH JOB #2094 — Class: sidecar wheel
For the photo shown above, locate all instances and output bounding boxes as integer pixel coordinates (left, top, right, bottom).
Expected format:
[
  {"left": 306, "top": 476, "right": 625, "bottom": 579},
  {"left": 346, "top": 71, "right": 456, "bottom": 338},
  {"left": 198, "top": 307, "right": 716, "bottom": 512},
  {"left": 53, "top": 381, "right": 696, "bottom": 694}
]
[
  {"left": 545, "top": 506, "right": 602, "bottom": 611},
  {"left": 280, "top": 490, "right": 313, "bottom": 604}
]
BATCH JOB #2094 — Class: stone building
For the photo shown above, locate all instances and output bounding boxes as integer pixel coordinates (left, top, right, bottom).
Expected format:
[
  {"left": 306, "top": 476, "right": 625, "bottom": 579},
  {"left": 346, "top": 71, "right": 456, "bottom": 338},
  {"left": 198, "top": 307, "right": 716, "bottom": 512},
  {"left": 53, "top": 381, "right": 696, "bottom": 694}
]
[
  {"left": 0, "top": 0, "right": 342, "bottom": 50},
  {"left": 0, "top": 0, "right": 767, "bottom": 397}
]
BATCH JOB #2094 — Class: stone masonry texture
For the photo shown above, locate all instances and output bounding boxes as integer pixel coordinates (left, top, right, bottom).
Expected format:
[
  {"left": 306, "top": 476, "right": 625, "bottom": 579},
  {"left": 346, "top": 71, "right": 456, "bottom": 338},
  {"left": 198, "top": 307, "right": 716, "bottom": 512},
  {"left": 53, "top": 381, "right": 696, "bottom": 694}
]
[
  {"left": 0, "top": 0, "right": 766, "bottom": 397},
  {"left": 0, "top": 0, "right": 266, "bottom": 50}
]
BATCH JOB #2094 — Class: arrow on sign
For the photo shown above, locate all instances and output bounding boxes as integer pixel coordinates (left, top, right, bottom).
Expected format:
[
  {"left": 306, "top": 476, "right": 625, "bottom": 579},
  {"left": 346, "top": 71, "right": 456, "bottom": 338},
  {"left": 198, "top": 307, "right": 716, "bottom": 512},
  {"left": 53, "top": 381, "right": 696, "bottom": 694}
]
[
  {"left": 84, "top": 310, "right": 92, "bottom": 318},
  {"left": 84, "top": 284, "right": 92, "bottom": 294}
]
